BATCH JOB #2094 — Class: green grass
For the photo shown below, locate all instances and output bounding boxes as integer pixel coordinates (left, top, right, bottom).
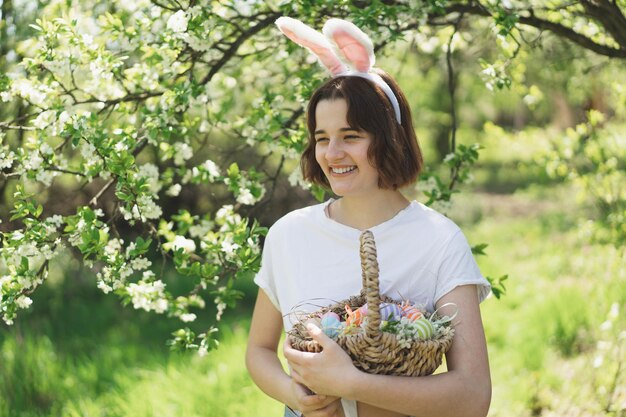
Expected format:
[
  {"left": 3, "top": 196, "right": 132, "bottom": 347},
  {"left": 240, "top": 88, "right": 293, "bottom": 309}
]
[
  {"left": 0, "top": 319, "right": 283, "bottom": 417},
  {"left": 452, "top": 185, "right": 626, "bottom": 417},
  {"left": 1, "top": 179, "right": 625, "bottom": 416}
]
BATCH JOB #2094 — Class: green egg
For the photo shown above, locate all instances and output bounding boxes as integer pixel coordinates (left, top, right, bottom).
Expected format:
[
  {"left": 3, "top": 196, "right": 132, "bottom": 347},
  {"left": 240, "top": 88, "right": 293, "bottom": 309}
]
[{"left": 414, "top": 318, "right": 434, "bottom": 340}]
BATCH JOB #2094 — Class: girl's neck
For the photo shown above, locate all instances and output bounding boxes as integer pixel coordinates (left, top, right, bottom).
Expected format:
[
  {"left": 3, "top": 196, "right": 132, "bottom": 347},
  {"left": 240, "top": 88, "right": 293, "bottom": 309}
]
[{"left": 328, "top": 190, "right": 410, "bottom": 231}]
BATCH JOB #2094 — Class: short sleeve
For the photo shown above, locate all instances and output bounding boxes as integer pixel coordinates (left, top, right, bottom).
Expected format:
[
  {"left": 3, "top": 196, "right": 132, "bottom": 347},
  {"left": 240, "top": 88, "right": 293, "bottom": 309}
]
[
  {"left": 253, "top": 229, "right": 281, "bottom": 311},
  {"left": 434, "top": 230, "right": 491, "bottom": 305}
]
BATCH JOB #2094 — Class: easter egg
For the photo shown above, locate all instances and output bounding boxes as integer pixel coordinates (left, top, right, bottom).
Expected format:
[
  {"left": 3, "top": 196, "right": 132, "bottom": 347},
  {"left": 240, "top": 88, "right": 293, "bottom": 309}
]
[
  {"left": 345, "top": 305, "right": 367, "bottom": 326},
  {"left": 401, "top": 304, "right": 423, "bottom": 322},
  {"left": 320, "top": 311, "right": 340, "bottom": 322},
  {"left": 413, "top": 318, "right": 435, "bottom": 340},
  {"left": 320, "top": 312, "right": 341, "bottom": 338},
  {"left": 380, "top": 303, "right": 402, "bottom": 322}
]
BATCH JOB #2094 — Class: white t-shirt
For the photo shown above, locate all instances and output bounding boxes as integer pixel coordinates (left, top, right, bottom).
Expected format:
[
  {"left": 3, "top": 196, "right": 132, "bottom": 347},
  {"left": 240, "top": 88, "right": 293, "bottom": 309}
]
[
  {"left": 254, "top": 199, "right": 491, "bottom": 417},
  {"left": 254, "top": 198, "right": 491, "bottom": 332}
]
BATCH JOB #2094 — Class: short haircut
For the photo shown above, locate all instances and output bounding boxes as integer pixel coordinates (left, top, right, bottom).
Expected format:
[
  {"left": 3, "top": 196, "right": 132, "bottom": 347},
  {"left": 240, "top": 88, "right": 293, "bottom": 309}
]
[{"left": 301, "top": 69, "right": 424, "bottom": 191}]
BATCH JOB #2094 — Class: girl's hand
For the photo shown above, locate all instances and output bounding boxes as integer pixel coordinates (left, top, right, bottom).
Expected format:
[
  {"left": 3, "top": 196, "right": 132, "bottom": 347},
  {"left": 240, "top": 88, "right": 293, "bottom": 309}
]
[
  {"left": 284, "top": 324, "right": 359, "bottom": 398},
  {"left": 288, "top": 380, "right": 343, "bottom": 416}
]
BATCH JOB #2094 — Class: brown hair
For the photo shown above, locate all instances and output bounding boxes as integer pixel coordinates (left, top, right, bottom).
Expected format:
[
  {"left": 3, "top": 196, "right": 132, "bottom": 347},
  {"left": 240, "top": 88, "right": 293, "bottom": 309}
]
[{"left": 300, "top": 69, "right": 424, "bottom": 190}]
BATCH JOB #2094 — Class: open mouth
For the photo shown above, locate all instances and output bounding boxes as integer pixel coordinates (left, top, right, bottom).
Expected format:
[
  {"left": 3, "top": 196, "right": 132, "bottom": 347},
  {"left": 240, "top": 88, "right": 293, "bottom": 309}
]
[{"left": 331, "top": 166, "right": 357, "bottom": 174}]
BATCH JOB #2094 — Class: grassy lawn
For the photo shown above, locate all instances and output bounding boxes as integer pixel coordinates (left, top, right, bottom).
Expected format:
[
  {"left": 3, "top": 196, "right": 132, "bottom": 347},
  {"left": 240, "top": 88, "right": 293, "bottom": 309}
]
[{"left": 1, "top": 181, "right": 624, "bottom": 417}]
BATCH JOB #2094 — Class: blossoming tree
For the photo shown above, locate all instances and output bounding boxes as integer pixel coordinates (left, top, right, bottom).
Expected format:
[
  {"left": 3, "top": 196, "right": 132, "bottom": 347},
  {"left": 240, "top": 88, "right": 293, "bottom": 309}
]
[{"left": 1, "top": 0, "right": 624, "bottom": 353}]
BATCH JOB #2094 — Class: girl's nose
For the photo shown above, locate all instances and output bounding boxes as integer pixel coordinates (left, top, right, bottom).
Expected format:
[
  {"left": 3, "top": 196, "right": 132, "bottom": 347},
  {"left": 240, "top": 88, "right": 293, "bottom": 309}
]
[{"left": 325, "top": 138, "right": 345, "bottom": 160}]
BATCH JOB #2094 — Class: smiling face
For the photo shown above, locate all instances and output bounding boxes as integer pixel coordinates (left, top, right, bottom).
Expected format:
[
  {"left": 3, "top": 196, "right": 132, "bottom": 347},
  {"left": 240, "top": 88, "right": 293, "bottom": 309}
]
[{"left": 314, "top": 99, "right": 380, "bottom": 197}]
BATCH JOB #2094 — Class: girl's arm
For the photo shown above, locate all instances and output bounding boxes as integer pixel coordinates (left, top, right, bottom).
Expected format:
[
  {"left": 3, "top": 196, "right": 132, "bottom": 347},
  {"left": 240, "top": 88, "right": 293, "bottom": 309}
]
[
  {"left": 246, "top": 289, "right": 344, "bottom": 416},
  {"left": 285, "top": 284, "right": 491, "bottom": 417}
]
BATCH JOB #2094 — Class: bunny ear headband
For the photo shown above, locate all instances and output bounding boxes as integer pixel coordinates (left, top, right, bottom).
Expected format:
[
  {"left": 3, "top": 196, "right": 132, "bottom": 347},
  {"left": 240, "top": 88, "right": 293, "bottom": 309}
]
[{"left": 275, "top": 17, "right": 402, "bottom": 125}]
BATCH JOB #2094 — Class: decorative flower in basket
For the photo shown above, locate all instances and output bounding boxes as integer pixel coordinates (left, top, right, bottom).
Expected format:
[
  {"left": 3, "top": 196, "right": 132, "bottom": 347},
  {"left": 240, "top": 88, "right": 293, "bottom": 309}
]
[{"left": 287, "top": 230, "right": 455, "bottom": 377}]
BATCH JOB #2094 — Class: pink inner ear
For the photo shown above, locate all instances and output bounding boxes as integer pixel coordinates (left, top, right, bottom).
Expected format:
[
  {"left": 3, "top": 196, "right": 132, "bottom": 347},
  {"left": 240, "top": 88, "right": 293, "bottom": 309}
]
[
  {"left": 332, "top": 30, "right": 372, "bottom": 73},
  {"left": 281, "top": 28, "right": 346, "bottom": 76}
]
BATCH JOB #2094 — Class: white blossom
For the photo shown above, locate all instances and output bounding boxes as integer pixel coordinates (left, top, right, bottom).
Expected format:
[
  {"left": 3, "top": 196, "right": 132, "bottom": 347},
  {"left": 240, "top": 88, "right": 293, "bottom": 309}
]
[
  {"left": 0, "top": 150, "right": 15, "bottom": 169},
  {"left": 166, "top": 184, "right": 181, "bottom": 196},
  {"left": 126, "top": 279, "right": 169, "bottom": 313},
  {"left": 121, "top": 195, "right": 163, "bottom": 222},
  {"left": 36, "top": 170, "right": 56, "bottom": 186},
  {"left": 120, "top": 265, "right": 134, "bottom": 279},
  {"left": 220, "top": 236, "right": 240, "bottom": 258},
  {"left": 443, "top": 153, "right": 456, "bottom": 163},
  {"left": 131, "top": 257, "right": 152, "bottom": 270},
  {"left": 89, "top": 56, "right": 114, "bottom": 81},
  {"left": 24, "top": 152, "right": 44, "bottom": 170},
  {"left": 288, "top": 166, "right": 310, "bottom": 190},
  {"left": 203, "top": 159, "right": 220, "bottom": 178},
  {"left": 137, "top": 163, "right": 162, "bottom": 193},
  {"left": 236, "top": 188, "right": 256, "bottom": 205},
  {"left": 80, "top": 142, "right": 101, "bottom": 168},
  {"left": 114, "top": 141, "right": 128, "bottom": 152},
  {"left": 40, "top": 142, "right": 54, "bottom": 156},
  {"left": 167, "top": 10, "right": 188, "bottom": 33},
  {"left": 138, "top": 195, "right": 163, "bottom": 219},
  {"left": 182, "top": 34, "right": 212, "bottom": 52},
  {"left": 189, "top": 219, "right": 214, "bottom": 238},
  {"left": 98, "top": 280, "right": 113, "bottom": 294},
  {"left": 198, "top": 345, "right": 208, "bottom": 357},
  {"left": 216, "top": 300, "right": 227, "bottom": 321},
  {"left": 104, "top": 238, "right": 123, "bottom": 257},
  {"left": 41, "top": 245, "right": 55, "bottom": 260},
  {"left": 32, "top": 110, "right": 56, "bottom": 129},
  {"left": 11, "top": 79, "right": 49, "bottom": 106},
  {"left": 416, "top": 176, "right": 438, "bottom": 193},
  {"left": 172, "top": 235, "right": 196, "bottom": 253},
  {"left": 126, "top": 280, "right": 168, "bottom": 314},
  {"left": 15, "top": 296, "right": 33, "bottom": 309},
  {"left": 173, "top": 142, "right": 193, "bottom": 166},
  {"left": 180, "top": 313, "right": 197, "bottom": 322},
  {"left": 216, "top": 205, "right": 241, "bottom": 227},
  {"left": 16, "top": 242, "right": 38, "bottom": 258}
]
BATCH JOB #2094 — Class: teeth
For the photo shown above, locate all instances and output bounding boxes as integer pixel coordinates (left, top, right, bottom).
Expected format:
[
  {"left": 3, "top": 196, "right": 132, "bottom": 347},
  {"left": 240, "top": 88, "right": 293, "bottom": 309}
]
[{"left": 331, "top": 166, "right": 356, "bottom": 174}]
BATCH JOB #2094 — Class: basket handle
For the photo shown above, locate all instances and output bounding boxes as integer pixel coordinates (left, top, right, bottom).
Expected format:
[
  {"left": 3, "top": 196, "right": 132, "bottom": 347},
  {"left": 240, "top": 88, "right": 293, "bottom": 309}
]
[{"left": 359, "top": 230, "right": 382, "bottom": 340}]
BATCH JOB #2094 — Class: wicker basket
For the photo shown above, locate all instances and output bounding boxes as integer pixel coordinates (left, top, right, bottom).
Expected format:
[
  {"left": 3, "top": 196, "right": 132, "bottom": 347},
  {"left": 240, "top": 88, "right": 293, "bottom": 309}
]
[{"left": 288, "top": 230, "right": 454, "bottom": 376}]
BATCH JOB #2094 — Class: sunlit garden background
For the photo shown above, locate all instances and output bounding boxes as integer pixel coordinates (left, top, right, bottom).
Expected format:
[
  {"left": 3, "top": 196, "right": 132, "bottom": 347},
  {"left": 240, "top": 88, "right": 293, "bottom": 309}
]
[{"left": 1, "top": 1, "right": 625, "bottom": 416}]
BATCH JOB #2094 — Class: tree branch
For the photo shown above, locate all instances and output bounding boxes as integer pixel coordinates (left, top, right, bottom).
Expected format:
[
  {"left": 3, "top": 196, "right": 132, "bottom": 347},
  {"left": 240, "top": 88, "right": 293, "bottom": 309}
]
[
  {"left": 0, "top": 122, "right": 36, "bottom": 131},
  {"left": 446, "top": 14, "right": 463, "bottom": 156},
  {"left": 200, "top": 11, "right": 281, "bottom": 85},
  {"left": 441, "top": 2, "right": 626, "bottom": 58},
  {"left": 580, "top": 0, "right": 626, "bottom": 47}
]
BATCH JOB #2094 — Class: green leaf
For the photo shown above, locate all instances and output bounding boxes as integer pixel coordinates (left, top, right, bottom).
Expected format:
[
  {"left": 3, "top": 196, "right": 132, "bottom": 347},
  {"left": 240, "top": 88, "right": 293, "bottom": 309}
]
[
  {"left": 471, "top": 243, "right": 488, "bottom": 256},
  {"left": 227, "top": 162, "right": 240, "bottom": 177},
  {"left": 487, "top": 275, "right": 508, "bottom": 299}
]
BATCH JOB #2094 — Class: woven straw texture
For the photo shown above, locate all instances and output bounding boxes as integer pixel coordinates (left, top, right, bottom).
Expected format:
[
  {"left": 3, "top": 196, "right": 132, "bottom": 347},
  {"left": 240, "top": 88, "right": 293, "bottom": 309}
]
[{"left": 288, "top": 230, "right": 454, "bottom": 376}]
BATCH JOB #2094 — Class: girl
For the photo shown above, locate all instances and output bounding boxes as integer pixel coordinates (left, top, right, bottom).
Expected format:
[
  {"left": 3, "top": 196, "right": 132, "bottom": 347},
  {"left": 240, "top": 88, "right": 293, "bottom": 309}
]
[{"left": 246, "top": 17, "right": 491, "bottom": 417}]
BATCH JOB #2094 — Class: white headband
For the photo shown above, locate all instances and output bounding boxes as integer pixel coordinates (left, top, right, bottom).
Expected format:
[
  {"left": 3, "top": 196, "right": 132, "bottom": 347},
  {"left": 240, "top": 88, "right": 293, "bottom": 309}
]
[{"left": 276, "top": 17, "right": 402, "bottom": 125}]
